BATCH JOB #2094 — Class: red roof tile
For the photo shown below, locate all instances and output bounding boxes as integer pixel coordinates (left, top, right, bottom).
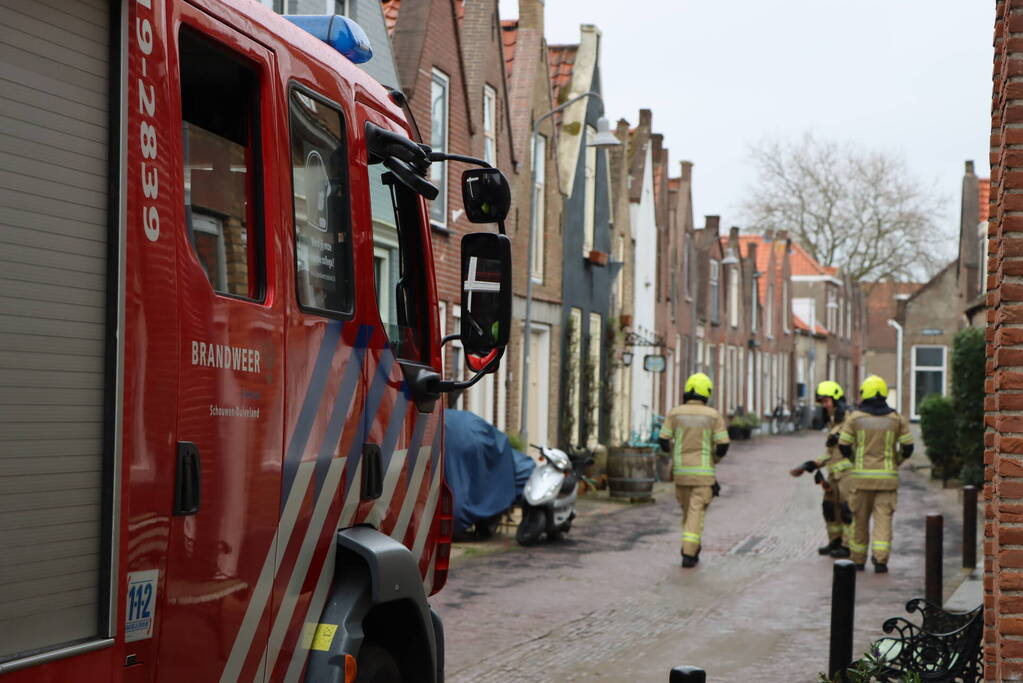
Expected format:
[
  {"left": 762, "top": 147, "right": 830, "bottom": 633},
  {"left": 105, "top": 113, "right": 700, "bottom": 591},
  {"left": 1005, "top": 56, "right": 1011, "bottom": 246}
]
[
  {"left": 788, "top": 241, "right": 832, "bottom": 277},
  {"left": 980, "top": 178, "right": 990, "bottom": 223},
  {"left": 501, "top": 20, "right": 518, "bottom": 79},
  {"left": 547, "top": 44, "right": 578, "bottom": 106}
]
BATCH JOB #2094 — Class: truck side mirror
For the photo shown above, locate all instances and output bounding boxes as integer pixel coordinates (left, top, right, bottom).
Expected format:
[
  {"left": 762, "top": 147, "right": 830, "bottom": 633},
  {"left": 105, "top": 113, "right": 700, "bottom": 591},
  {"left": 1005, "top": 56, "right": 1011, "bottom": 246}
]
[
  {"left": 460, "top": 232, "right": 511, "bottom": 356},
  {"left": 461, "top": 168, "right": 510, "bottom": 224}
]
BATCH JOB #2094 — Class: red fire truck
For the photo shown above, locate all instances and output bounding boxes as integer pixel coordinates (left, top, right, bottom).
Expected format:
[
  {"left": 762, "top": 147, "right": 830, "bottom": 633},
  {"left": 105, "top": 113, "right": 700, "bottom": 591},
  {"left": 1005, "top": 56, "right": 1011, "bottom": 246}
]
[{"left": 0, "top": 1, "right": 512, "bottom": 681}]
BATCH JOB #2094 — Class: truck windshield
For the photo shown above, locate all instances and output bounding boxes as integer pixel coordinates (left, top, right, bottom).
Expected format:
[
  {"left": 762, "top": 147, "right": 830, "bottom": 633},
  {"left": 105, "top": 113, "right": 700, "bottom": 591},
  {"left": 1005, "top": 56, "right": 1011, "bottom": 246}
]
[{"left": 369, "top": 164, "right": 430, "bottom": 363}]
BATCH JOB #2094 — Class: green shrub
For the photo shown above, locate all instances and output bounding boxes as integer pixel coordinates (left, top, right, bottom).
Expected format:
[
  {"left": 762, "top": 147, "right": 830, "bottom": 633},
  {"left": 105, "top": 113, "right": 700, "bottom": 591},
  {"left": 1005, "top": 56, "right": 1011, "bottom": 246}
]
[
  {"left": 919, "top": 394, "right": 959, "bottom": 480},
  {"left": 951, "top": 327, "right": 985, "bottom": 486},
  {"left": 505, "top": 431, "right": 526, "bottom": 453}
]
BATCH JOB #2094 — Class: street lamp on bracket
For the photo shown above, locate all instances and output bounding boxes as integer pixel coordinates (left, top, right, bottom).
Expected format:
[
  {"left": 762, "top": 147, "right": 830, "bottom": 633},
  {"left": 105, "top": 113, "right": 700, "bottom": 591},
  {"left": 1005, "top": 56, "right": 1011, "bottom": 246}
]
[{"left": 520, "top": 91, "right": 621, "bottom": 447}]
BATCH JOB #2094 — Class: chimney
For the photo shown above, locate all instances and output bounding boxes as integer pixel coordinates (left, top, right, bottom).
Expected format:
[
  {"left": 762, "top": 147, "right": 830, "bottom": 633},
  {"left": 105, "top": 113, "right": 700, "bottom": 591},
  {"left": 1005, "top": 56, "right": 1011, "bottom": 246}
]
[
  {"left": 518, "top": 0, "right": 545, "bottom": 33},
  {"left": 639, "top": 108, "right": 652, "bottom": 128},
  {"left": 965, "top": 159, "right": 975, "bottom": 176},
  {"left": 747, "top": 241, "right": 759, "bottom": 271},
  {"left": 705, "top": 215, "right": 720, "bottom": 233},
  {"left": 651, "top": 133, "right": 664, "bottom": 159},
  {"left": 763, "top": 228, "right": 775, "bottom": 242},
  {"left": 680, "top": 161, "right": 693, "bottom": 182}
]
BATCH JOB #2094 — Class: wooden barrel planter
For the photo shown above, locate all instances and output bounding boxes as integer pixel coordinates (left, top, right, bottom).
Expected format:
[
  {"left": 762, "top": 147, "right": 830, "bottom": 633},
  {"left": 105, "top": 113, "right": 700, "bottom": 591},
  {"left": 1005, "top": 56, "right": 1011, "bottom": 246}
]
[{"left": 607, "top": 447, "right": 656, "bottom": 500}]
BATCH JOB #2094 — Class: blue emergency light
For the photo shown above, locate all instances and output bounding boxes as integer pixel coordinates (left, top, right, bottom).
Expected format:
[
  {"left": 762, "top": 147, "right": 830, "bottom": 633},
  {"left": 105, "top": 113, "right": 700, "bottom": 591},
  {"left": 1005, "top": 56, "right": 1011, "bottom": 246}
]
[{"left": 284, "top": 15, "right": 373, "bottom": 64}]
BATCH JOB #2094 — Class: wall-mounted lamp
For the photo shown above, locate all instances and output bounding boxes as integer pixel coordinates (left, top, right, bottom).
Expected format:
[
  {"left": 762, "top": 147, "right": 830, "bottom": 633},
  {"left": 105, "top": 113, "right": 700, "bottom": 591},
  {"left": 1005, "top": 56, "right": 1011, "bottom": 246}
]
[
  {"left": 721, "top": 247, "right": 739, "bottom": 266},
  {"left": 622, "top": 351, "right": 634, "bottom": 367}
]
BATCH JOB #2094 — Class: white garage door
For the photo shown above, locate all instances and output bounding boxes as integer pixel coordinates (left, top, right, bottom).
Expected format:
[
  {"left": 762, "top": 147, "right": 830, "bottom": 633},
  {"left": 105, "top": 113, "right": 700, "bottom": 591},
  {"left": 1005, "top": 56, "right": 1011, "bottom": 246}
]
[{"left": 0, "top": 0, "right": 114, "bottom": 663}]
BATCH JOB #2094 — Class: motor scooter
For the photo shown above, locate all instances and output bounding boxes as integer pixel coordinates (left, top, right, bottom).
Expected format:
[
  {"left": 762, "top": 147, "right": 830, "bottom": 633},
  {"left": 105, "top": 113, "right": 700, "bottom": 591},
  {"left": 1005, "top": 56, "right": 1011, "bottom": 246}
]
[{"left": 516, "top": 446, "right": 593, "bottom": 545}]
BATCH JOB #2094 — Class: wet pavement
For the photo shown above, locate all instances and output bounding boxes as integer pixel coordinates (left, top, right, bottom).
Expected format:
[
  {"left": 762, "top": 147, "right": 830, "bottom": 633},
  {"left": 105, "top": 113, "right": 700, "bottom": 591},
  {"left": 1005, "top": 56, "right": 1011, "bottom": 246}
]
[{"left": 432, "top": 430, "right": 980, "bottom": 682}]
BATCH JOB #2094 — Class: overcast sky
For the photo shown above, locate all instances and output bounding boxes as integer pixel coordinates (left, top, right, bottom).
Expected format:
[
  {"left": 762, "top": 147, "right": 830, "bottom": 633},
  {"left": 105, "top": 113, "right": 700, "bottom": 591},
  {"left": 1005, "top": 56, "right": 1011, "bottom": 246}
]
[{"left": 500, "top": 0, "right": 994, "bottom": 255}]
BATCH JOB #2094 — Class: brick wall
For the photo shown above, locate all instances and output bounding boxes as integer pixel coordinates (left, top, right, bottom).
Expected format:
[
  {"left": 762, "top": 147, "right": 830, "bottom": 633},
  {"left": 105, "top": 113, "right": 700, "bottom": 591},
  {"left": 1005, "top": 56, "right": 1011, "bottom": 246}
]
[{"left": 987, "top": 2, "right": 1023, "bottom": 677}]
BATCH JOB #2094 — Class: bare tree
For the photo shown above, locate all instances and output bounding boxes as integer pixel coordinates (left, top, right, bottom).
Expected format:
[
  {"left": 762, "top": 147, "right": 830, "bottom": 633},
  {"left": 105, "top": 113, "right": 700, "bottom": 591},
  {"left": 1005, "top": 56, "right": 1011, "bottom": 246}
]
[{"left": 742, "top": 134, "right": 951, "bottom": 281}]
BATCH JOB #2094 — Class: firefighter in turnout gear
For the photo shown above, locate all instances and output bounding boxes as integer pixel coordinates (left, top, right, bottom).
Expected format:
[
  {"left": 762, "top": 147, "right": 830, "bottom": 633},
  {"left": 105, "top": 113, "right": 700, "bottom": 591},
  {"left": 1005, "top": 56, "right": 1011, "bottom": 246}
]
[
  {"left": 659, "top": 373, "right": 730, "bottom": 568},
  {"left": 789, "top": 380, "right": 854, "bottom": 558},
  {"left": 838, "top": 375, "right": 914, "bottom": 573}
]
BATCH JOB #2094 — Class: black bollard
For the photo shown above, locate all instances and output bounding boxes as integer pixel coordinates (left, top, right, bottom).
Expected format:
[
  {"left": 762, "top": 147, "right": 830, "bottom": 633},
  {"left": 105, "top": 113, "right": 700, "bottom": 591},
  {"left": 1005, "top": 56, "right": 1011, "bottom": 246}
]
[
  {"left": 828, "top": 559, "right": 857, "bottom": 680},
  {"left": 963, "top": 485, "right": 977, "bottom": 569},
  {"left": 669, "top": 666, "right": 706, "bottom": 683},
  {"left": 926, "top": 513, "right": 943, "bottom": 605}
]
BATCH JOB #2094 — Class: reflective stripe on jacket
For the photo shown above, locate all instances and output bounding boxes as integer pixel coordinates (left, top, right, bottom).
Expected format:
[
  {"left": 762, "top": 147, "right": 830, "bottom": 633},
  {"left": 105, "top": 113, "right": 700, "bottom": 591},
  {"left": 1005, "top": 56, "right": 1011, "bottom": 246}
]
[
  {"left": 839, "top": 410, "right": 913, "bottom": 491},
  {"left": 659, "top": 400, "right": 729, "bottom": 486}
]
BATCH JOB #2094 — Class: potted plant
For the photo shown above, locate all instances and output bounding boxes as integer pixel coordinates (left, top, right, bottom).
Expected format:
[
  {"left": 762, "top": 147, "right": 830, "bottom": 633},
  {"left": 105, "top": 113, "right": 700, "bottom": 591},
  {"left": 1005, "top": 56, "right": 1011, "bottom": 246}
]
[
  {"left": 744, "top": 412, "right": 762, "bottom": 438},
  {"left": 729, "top": 414, "right": 750, "bottom": 440}
]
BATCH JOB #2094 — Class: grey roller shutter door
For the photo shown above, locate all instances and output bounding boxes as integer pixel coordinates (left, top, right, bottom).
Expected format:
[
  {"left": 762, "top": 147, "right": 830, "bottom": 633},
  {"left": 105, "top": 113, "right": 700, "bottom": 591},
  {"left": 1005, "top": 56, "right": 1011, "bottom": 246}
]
[{"left": 0, "top": 0, "right": 112, "bottom": 661}]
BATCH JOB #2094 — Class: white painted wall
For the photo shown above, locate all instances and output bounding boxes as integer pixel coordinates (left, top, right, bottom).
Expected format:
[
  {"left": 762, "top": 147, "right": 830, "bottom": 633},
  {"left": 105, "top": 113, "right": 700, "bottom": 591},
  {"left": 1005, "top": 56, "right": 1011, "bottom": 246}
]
[{"left": 629, "top": 144, "right": 658, "bottom": 439}]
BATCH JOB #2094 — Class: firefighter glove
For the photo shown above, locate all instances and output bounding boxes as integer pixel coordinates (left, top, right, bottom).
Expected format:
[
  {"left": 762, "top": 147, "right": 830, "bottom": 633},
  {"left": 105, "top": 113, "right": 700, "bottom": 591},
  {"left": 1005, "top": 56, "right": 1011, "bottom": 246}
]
[
  {"left": 658, "top": 437, "right": 671, "bottom": 453},
  {"left": 813, "top": 470, "right": 825, "bottom": 485},
  {"left": 801, "top": 460, "right": 818, "bottom": 473},
  {"left": 826, "top": 433, "right": 839, "bottom": 448},
  {"left": 711, "top": 482, "right": 721, "bottom": 497}
]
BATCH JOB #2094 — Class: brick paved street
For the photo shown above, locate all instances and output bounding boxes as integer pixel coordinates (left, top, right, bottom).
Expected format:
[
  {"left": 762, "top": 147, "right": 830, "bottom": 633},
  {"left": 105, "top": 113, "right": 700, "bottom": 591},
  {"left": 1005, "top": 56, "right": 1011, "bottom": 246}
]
[{"left": 433, "top": 431, "right": 976, "bottom": 682}]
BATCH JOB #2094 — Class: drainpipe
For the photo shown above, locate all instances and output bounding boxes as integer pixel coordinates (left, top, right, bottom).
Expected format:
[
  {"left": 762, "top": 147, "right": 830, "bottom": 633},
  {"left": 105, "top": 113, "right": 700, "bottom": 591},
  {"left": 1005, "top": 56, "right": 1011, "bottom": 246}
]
[{"left": 887, "top": 319, "right": 903, "bottom": 411}]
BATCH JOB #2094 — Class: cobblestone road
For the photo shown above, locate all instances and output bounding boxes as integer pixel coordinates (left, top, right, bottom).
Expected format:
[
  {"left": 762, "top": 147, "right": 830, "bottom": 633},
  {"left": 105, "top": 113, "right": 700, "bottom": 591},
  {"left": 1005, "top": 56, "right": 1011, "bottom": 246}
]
[{"left": 432, "top": 430, "right": 976, "bottom": 682}]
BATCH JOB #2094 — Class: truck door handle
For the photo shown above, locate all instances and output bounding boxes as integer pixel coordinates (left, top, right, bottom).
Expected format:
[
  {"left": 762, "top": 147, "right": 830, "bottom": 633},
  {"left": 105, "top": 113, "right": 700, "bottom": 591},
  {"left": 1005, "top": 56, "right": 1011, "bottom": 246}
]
[
  {"left": 362, "top": 443, "right": 382, "bottom": 500},
  {"left": 174, "top": 442, "right": 201, "bottom": 515}
]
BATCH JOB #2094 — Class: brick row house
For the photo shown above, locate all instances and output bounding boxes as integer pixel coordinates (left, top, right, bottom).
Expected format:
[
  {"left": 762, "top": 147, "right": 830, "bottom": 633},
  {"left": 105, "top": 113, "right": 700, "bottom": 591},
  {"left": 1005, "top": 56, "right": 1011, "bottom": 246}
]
[{"left": 501, "top": 0, "right": 565, "bottom": 449}]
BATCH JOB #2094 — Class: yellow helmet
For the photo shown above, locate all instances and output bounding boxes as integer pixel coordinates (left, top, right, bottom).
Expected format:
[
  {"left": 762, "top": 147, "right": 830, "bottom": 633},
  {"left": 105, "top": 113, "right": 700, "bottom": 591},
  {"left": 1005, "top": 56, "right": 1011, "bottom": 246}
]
[
  {"left": 815, "top": 380, "right": 844, "bottom": 402},
  {"left": 685, "top": 372, "right": 714, "bottom": 399},
  {"left": 860, "top": 375, "right": 889, "bottom": 400}
]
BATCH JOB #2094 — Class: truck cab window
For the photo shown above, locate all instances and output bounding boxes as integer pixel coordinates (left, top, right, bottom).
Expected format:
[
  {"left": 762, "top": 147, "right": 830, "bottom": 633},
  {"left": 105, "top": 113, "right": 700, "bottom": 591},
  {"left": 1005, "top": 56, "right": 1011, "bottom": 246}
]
[
  {"left": 179, "top": 29, "right": 263, "bottom": 299},
  {"left": 289, "top": 89, "right": 354, "bottom": 315},
  {"left": 370, "top": 165, "right": 430, "bottom": 363}
]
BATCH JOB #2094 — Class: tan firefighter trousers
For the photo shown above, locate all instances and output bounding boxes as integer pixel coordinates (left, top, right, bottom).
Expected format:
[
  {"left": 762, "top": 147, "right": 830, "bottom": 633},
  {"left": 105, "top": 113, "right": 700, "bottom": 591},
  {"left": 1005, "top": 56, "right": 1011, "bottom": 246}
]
[
  {"left": 824, "top": 475, "right": 854, "bottom": 547},
  {"left": 850, "top": 488, "right": 897, "bottom": 564},
  {"left": 675, "top": 484, "right": 713, "bottom": 557}
]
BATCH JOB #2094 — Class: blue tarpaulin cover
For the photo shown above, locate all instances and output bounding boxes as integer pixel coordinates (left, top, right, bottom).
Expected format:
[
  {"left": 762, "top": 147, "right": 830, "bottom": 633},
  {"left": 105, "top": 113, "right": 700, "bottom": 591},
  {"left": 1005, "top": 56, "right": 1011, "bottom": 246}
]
[{"left": 443, "top": 410, "right": 534, "bottom": 531}]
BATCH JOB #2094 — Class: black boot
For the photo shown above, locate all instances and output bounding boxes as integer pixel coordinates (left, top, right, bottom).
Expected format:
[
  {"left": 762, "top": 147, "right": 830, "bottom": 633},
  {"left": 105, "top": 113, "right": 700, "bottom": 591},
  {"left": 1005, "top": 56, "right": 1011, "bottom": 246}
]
[
  {"left": 818, "top": 538, "right": 841, "bottom": 556},
  {"left": 830, "top": 545, "right": 851, "bottom": 558},
  {"left": 872, "top": 557, "right": 888, "bottom": 574},
  {"left": 681, "top": 554, "right": 698, "bottom": 568}
]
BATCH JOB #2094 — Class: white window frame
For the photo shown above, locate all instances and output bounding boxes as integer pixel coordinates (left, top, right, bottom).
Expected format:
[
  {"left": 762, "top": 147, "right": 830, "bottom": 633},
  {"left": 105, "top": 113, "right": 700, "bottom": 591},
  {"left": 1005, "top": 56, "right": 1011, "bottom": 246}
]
[
  {"left": 782, "top": 280, "right": 790, "bottom": 333},
  {"left": 751, "top": 277, "right": 759, "bottom": 332},
  {"left": 583, "top": 124, "right": 597, "bottom": 256},
  {"left": 826, "top": 288, "right": 838, "bottom": 332},
  {"left": 911, "top": 345, "right": 948, "bottom": 420},
  {"left": 483, "top": 84, "right": 497, "bottom": 166},
  {"left": 429, "top": 69, "right": 450, "bottom": 228},
  {"left": 709, "top": 260, "right": 720, "bottom": 324},
  {"left": 729, "top": 266, "right": 739, "bottom": 328},
  {"left": 531, "top": 134, "right": 546, "bottom": 282}
]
